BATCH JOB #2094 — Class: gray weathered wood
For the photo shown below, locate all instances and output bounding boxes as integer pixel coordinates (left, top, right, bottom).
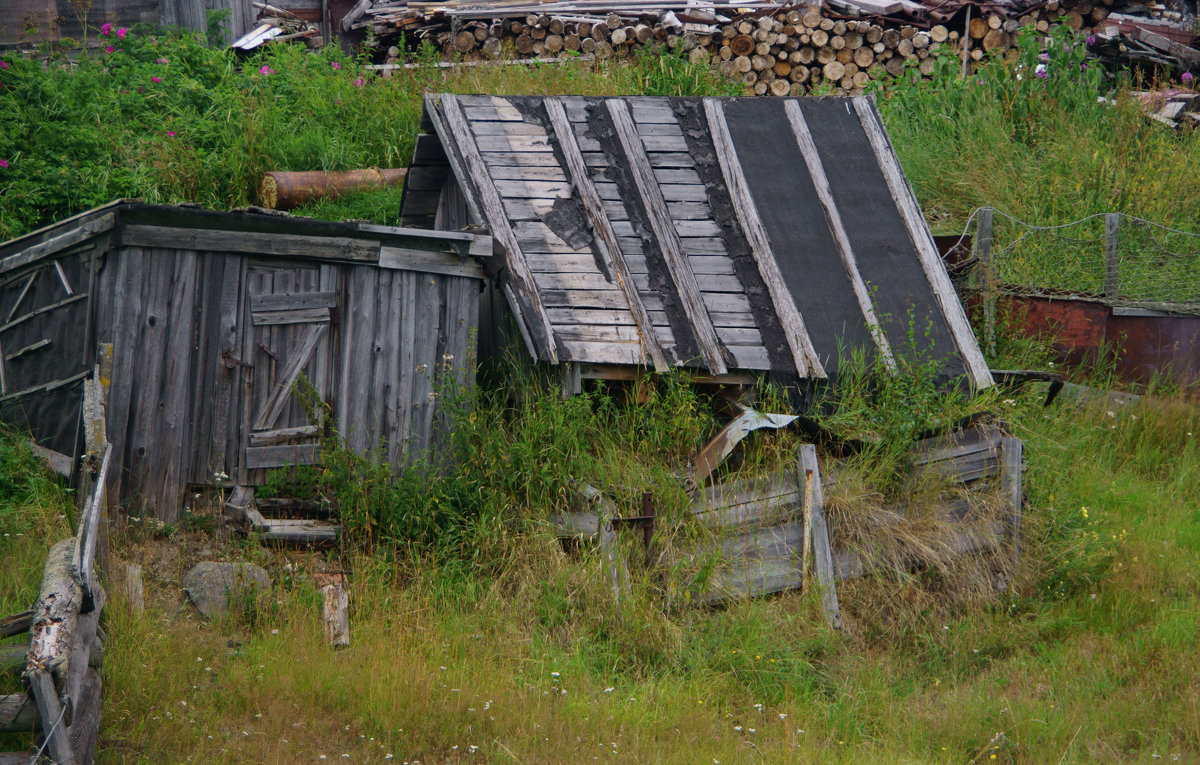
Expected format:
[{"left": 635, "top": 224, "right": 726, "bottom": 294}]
[
  {"left": 379, "top": 246, "right": 486, "bottom": 279},
  {"left": 247, "top": 425, "right": 320, "bottom": 446},
  {"left": 573, "top": 483, "right": 630, "bottom": 598},
  {"left": 121, "top": 225, "right": 380, "bottom": 263},
  {"left": 0, "top": 693, "right": 38, "bottom": 732},
  {"left": 27, "top": 668, "right": 74, "bottom": 765},
  {"left": 704, "top": 99, "right": 825, "bottom": 379},
  {"left": 321, "top": 581, "right": 350, "bottom": 648},
  {"left": 29, "top": 442, "right": 72, "bottom": 477},
  {"left": 852, "top": 97, "right": 992, "bottom": 388},
  {"left": 436, "top": 94, "right": 558, "bottom": 363},
  {"left": 544, "top": 98, "right": 668, "bottom": 373},
  {"left": 0, "top": 213, "right": 114, "bottom": 277},
  {"left": 249, "top": 292, "right": 337, "bottom": 312},
  {"left": 783, "top": 100, "right": 895, "bottom": 370},
  {"left": 5, "top": 273, "right": 37, "bottom": 323},
  {"left": 799, "top": 444, "right": 841, "bottom": 629},
  {"left": 26, "top": 539, "right": 81, "bottom": 691},
  {"left": 125, "top": 564, "right": 144, "bottom": 615},
  {"left": 1000, "top": 436, "right": 1023, "bottom": 557},
  {"left": 244, "top": 443, "right": 321, "bottom": 469},
  {"left": 251, "top": 307, "right": 331, "bottom": 326},
  {"left": 606, "top": 99, "right": 727, "bottom": 374},
  {"left": 0, "top": 644, "right": 26, "bottom": 671},
  {"left": 976, "top": 206, "right": 995, "bottom": 357},
  {"left": 0, "top": 292, "right": 88, "bottom": 334},
  {"left": 252, "top": 323, "right": 327, "bottom": 431}
]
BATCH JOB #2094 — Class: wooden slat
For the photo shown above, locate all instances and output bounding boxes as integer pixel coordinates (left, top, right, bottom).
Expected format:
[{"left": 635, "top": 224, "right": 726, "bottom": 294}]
[
  {"left": 606, "top": 99, "right": 727, "bottom": 375},
  {"left": 244, "top": 443, "right": 321, "bottom": 469},
  {"left": 252, "top": 323, "right": 327, "bottom": 431},
  {"left": 545, "top": 97, "right": 667, "bottom": 372},
  {"left": 0, "top": 213, "right": 114, "bottom": 276},
  {"left": 704, "top": 98, "right": 824, "bottom": 379},
  {"left": 251, "top": 307, "right": 331, "bottom": 326},
  {"left": 1000, "top": 436, "right": 1023, "bottom": 556},
  {"left": 249, "top": 292, "right": 337, "bottom": 312},
  {"left": 120, "top": 225, "right": 379, "bottom": 263},
  {"left": 851, "top": 97, "right": 992, "bottom": 388},
  {"left": 378, "top": 245, "right": 486, "bottom": 279},
  {"left": 782, "top": 100, "right": 895, "bottom": 370},
  {"left": 247, "top": 425, "right": 320, "bottom": 446},
  {"left": 799, "top": 444, "right": 842, "bottom": 628},
  {"left": 561, "top": 339, "right": 645, "bottom": 365},
  {"left": 436, "top": 94, "right": 558, "bottom": 363}
]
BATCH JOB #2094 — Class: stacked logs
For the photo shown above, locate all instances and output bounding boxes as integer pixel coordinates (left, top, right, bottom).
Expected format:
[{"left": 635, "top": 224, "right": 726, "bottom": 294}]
[{"left": 361, "top": 0, "right": 1118, "bottom": 95}]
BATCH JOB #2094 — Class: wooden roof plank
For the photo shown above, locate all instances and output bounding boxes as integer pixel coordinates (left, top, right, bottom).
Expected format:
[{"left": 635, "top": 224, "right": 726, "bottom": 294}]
[
  {"left": 851, "top": 96, "right": 993, "bottom": 389},
  {"left": 703, "top": 98, "right": 824, "bottom": 379},
  {"left": 782, "top": 99, "right": 895, "bottom": 371},
  {"left": 544, "top": 97, "right": 669, "bottom": 373},
  {"left": 606, "top": 98, "right": 729, "bottom": 375},
  {"left": 433, "top": 93, "right": 559, "bottom": 363}
]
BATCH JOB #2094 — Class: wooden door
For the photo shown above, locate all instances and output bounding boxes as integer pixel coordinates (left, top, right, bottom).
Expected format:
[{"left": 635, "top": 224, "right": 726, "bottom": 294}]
[{"left": 240, "top": 263, "right": 338, "bottom": 475}]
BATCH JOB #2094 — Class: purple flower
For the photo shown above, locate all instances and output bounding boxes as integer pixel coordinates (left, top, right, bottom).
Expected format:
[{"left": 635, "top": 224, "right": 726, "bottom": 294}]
[
  {"left": 1081, "top": 62, "right": 1089, "bottom": 70},
  {"left": 117, "top": 27, "right": 128, "bottom": 39},
  {"left": 166, "top": 130, "right": 176, "bottom": 137},
  {"left": 100, "top": 22, "right": 112, "bottom": 35},
  {"left": 1036, "top": 69, "right": 1048, "bottom": 79},
  {"left": 0, "top": 61, "right": 8, "bottom": 69},
  {"left": 105, "top": 45, "right": 114, "bottom": 53},
  {"left": 1087, "top": 35, "right": 1096, "bottom": 45},
  {"left": 331, "top": 61, "right": 341, "bottom": 70},
  {"left": 156, "top": 57, "right": 168, "bottom": 64},
  {"left": 1038, "top": 52, "right": 1049, "bottom": 62},
  {"left": 1184, "top": 72, "right": 1194, "bottom": 83},
  {"left": 259, "top": 65, "right": 274, "bottom": 75},
  {"left": 151, "top": 76, "right": 162, "bottom": 83},
  {"left": 353, "top": 77, "right": 364, "bottom": 87},
  {"left": 0, "top": 159, "right": 8, "bottom": 169}
]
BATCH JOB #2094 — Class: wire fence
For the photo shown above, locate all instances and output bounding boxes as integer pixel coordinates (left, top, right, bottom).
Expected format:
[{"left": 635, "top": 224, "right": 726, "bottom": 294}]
[{"left": 950, "top": 207, "right": 1200, "bottom": 312}]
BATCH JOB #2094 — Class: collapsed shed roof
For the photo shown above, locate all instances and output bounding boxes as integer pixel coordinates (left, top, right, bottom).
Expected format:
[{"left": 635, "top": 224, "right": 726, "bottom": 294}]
[{"left": 404, "top": 93, "right": 992, "bottom": 388}]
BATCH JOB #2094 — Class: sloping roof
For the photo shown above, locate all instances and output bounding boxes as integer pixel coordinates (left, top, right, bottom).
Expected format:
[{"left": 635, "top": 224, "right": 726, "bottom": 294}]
[{"left": 406, "top": 93, "right": 992, "bottom": 387}]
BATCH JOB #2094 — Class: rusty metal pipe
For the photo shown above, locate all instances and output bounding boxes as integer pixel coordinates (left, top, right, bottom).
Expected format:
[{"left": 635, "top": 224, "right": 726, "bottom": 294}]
[{"left": 258, "top": 168, "right": 407, "bottom": 210}]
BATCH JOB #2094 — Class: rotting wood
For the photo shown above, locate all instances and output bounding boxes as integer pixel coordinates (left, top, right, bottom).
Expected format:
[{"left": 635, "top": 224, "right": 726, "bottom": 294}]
[
  {"left": 29, "top": 442, "right": 73, "bottom": 477},
  {"left": 798, "top": 444, "right": 841, "bottom": 629},
  {"left": 321, "top": 580, "right": 350, "bottom": 648},
  {"left": 702, "top": 98, "right": 825, "bottom": 379},
  {"left": 851, "top": 97, "right": 993, "bottom": 388},
  {"left": 0, "top": 213, "right": 114, "bottom": 277},
  {"left": 1, "top": 611, "right": 32, "bottom": 638},
  {"left": 0, "top": 693, "right": 38, "bottom": 733},
  {"left": 543, "top": 97, "right": 668, "bottom": 372},
  {"left": 0, "top": 645, "right": 26, "bottom": 672},
  {"left": 572, "top": 482, "right": 631, "bottom": 598},
  {"left": 26, "top": 668, "right": 73, "bottom": 765},
  {"left": 379, "top": 245, "right": 487, "bottom": 279},
  {"left": 434, "top": 94, "right": 559, "bottom": 363},
  {"left": 259, "top": 168, "right": 407, "bottom": 210},
  {"left": 1000, "top": 436, "right": 1024, "bottom": 558},
  {"left": 120, "top": 225, "right": 380, "bottom": 264},
  {"left": 782, "top": 100, "right": 895, "bottom": 370},
  {"left": 125, "top": 564, "right": 144, "bottom": 615},
  {"left": 244, "top": 443, "right": 322, "bottom": 470},
  {"left": 252, "top": 323, "right": 329, "bottom": 431},
  {"left": 26, "top": 538, "right": 82, "bottom": 691},
  {"left": 605, "top": 99, "right": 727, "bottom": 374}
]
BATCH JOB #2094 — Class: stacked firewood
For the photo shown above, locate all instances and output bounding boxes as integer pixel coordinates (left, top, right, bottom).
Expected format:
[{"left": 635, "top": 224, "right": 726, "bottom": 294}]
[{"left": 339, "top": 0, "right": 1126, "bottom": 94}]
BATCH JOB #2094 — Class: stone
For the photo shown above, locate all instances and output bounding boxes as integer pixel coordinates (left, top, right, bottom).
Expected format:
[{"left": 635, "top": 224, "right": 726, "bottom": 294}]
[{"left": 183, "top": 561, "right": 270, "bottom": 618}]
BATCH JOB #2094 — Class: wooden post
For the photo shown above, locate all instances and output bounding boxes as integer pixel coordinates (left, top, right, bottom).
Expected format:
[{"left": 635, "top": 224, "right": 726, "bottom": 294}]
[
  {"left": 976, "top": 207, "right": 995, "bottom": 358},
  {"left": 1104, "top": 213, "right": 1120, "bottom": 298},
  {"left": 26, "top": 669, "right": 73, "bottom": 765},
  {"left": 797, "top": 445, "right": 841, "bottom": 629},
  {"left": 321, "top": 581, "right": 350, "bottom": 649},
  {"left": 999, "top": 436, "right": 1024, "bottom": 560},
  {"left": 800, "top": 469, "right": 814, "bottom": 592},
  {"left": 125, "top": 564, "right": 144, "bottom": 615},
  {"left": 961, "top": 5, "right": 972, "bottom": 78}
]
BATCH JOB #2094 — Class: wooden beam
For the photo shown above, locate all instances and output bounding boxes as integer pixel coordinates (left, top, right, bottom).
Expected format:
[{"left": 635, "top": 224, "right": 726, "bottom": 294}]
[
  {"left": 378, "top": 245, "right": 486, "bottom": 279},
  {"left": 543, "top": 97, "right": 669, "bottom": 373},
  {"left": 0, "top": 693, "right": 37, "bottom": 732},
  {"left": 252, "top": 324, "right": 328, "bottom": 431},
  {"left": 782, "top": 100, "right": 895, "bottom": 370},
  {"left": 1000, "top": 436, "right": 1024, "bottom": 558},
  {"left": 119, "top": 225, "right": 380, "bottom": 263},
  {"left": 605, "top": 99, "right": 728, "bottom": 375},
  {"left": 798, "top": 444, "right": 842, "bottom": 629},
  {"left": 851, "top": 97, "right": 992, "bottom": 388},
  {"left": 26, "top": 669, "right": 74, "bottom": 765},
  {"left": 703, "top": 99, "right": 826, "bottom": 380},
  {"left": 433, "top": 94, "right": 559, "bottom": 363},
  {"left": 0, "top": 213, "right": 115, "bottom": 277},
  {"left": 26, "top": 539, "right": 82, "bottom": 690}
]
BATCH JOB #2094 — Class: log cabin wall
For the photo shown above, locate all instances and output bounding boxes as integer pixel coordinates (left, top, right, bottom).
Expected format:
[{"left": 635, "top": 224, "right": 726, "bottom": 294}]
[{"left": 0, "top": 202, "right": 490, "bottom": 521}]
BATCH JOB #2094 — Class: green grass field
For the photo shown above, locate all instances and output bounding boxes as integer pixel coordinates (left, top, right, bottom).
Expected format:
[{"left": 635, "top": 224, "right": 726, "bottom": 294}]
[{"left": 2, "top": 24, "right": 1199, "bottom": 765}]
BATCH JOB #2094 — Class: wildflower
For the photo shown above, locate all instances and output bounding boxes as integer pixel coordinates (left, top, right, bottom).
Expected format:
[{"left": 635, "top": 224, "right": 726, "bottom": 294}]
[
  {"left": 260, "top": 65, "right": 274, "bottom": 75},
  {"left": 1184, "top": 72, "right": 1194, "bottom": 83},
  {"left": 166, "top": 130, "right": 176, "bottom": 137},
  {"left": 0, "top": 159, "right": 8, "bottom": 169},
  {"left": 100, "top": 22, "right": 112, "bottom": 35},
  {"left": 117, "top": 27, "right": 129, "bottom": 38},
  {"left": 157, "top": 57, "right": 169, "bottom": 64},
  {"left": 1038, "top": 52, "right": 1049, "bottom": 61},
  {"left": 332, "top": 61, "right": 341, "bottom": 69},
  {"left": 354, "top": 77, "right": 364, "bottom": 87},
  {"left": 105, "top": 45, "right": 115, "bottom": 53},
  {"left": 1087, "top": 35, "right": 1096, "bottom": 44},
  {"left": 1081, "top": 506, "right": 1089, "bottom": 519},
  {"left": 151, "top": 76, "right": 162, "bottom": 83},
  {"left": 1035, "top": 64, "right": 1048, "bottom": 79},
  {"left": 0, "top": 61, "right": 7, "bottom": 68}
]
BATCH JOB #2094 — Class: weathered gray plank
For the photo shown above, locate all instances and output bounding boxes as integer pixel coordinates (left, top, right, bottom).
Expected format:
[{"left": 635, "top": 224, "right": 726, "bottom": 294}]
[
  {"left": 249, "top": 291, "right": 337, "bottom": 312},
  {"left": 852, "top": 97, "right": 992, "bottom": 388},
  {"left": 244, "top": 443, "right": 321, "bottom": 469},
  {"left": 0, "top": 213, "right": 115, "bottom": 277},
  {"left": 492, "top": 179, "right": 572, "bottom": 199},
  {"left": 120, "top": 225, "right": 379, "bottom": 263},
  {"left": 379, "top": 245, "right": 486, "bottom": 279},
  {"left": 783, "top": 100, "right": 895, "bottom": 369},
  {"left": 561, "top": 339, "right": 644, "bottom": 365},
  {"left": 799, "top": 444, "right": 842, "bottom": 628},
  {"left": 1000, "top": 436, "right": 1023, "bottom": 556},
  {"left": 545, "top": 97, "right": 667, "bottom": 372},
  {"left": 704, "top": 99, "right": 825, "bottom": 379},
  {"left": 252, "top": 323, "right": 328, "bottom": 431},
  {"left": 251, "top": 307, "right": 331, "bottom": 326},
  {"left": 606, "top": 99, "right": 727, "bottom": 375}
]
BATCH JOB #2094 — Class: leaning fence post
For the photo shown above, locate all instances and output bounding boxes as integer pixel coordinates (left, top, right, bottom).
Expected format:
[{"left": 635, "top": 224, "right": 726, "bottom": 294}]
[
  {"left": 1104, "top": 213, "right": 1121, "bottom": 298},
  {"left": 976, "top": 207, "right": 995, "bottom": 357}
]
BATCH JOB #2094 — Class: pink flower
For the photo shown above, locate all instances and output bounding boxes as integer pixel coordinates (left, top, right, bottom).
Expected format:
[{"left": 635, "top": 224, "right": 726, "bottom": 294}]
[
  {"left": 105, "top": 45, "right": 114, "bottom": 53},
  {"left": 0, "top": 159, "right": 8, "bottom": 169},
  {"left": 353, "top": 77, "right": 364, "bottom": 87},
  {"left": 331, "top": 61, "right": 340, "bottom": 70},
  {"left": 156, "top": 57, "right": 168, "bottom": 64},
  {"left": 100, "top": 22, "right": 112, "bottom": 35},
  {"left": 117, "top": 27, "right": 128, "bottom": 39},
  {"left": 151, "top": 76, "right": 162, "bottom": 83},
  {"left": 0, "top": 61, "right": 8, "bottom": 69},
  {"left": 166, "top": 130, "right": 176, "bottom": 137},
  {"left": 259, "top": 65, "right": 273, "bottom": 75},
  {"left": 1184, "top": 72, "right": 1194, "bottom": 83}
]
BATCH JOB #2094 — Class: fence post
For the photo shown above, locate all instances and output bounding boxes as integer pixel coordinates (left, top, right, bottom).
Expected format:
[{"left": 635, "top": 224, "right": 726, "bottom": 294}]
[
  {"left": 1104, "top": 213, "right": 1120, "bottom": 298},
  {"left": 976, "top": 207, "right": 995, "bottom": 357}
]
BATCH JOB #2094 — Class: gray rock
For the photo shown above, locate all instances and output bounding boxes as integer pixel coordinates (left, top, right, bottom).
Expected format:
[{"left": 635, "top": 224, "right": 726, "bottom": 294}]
[{"left": 183, "top": 561, "right": 270, "bottom": 618}]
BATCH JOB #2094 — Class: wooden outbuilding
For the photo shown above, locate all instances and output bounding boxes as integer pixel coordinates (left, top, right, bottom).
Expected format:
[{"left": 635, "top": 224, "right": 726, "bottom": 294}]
[
  {"left": 0, "top": 201, "right": 489, "bottom": 520},
  {"left": 401, "top": 94, "right": 992, "bottom": 390}
]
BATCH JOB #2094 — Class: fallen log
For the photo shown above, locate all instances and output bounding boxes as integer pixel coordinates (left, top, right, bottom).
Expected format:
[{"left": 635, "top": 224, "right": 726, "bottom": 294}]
[{"left": 259, "top": 168, "right": 408, "bottom": 210}]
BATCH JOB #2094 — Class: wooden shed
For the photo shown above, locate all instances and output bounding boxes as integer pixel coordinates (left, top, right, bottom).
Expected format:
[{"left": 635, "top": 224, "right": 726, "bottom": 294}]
[
  {"left": 0, "top": 201, "right": 489, "bottom": 520},
  {"left": 401, "top": 94, "right": 992, "bottom": 390}
]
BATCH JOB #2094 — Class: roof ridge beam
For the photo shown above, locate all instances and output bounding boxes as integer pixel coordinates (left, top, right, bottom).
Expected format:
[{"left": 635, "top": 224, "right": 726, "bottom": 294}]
[
  {"left": 782, "top": 99, "right": 896, "bottom": 371},
  {"left": 605, "top": 99, "right": 729, "bottom": 375},
  {"left": 543, "top": 98, "right": 670, "bottom": 373},
  {"left": 702, "top": 98, "right": 826, "bottom": 380}
]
